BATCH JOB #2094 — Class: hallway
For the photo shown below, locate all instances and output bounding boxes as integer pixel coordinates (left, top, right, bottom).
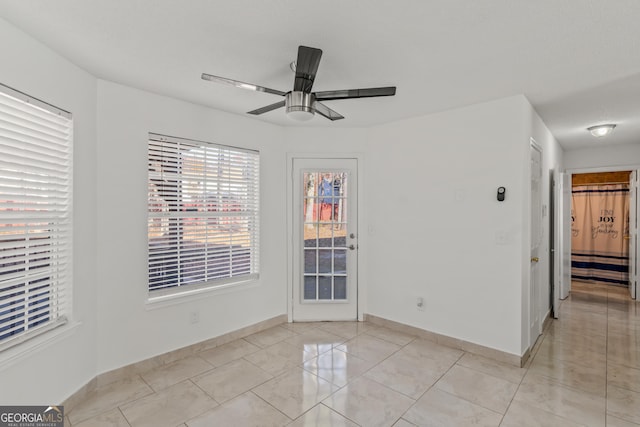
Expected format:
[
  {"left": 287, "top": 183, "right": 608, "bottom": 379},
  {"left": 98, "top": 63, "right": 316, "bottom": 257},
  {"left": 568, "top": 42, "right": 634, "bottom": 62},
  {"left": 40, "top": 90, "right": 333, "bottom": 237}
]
[
  {"left": 523, "top": 281, "right": 639, "bottom": 426},
  {"left": 65, "top": 283, "right": 639, "bottom": 426}
]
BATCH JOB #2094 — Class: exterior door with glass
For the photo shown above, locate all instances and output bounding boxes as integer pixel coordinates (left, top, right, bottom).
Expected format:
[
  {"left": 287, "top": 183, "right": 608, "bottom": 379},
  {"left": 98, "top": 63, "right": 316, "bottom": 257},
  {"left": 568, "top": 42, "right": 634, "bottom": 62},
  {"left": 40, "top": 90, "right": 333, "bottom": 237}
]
[{"left": 292, "top": 158, "right": 358, "bottom": 321}]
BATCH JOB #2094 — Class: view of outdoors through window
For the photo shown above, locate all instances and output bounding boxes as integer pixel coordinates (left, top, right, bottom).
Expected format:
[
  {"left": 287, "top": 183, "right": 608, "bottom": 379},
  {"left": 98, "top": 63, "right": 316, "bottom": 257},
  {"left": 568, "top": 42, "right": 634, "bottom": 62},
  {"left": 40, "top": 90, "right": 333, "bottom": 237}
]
[
  {"left": 0, "top": 201, "right": 57, "bottom": 342},
  {"left": 147, "top": 136, "right": 259, "bottom": 293},
  {"left": 303, "top": 171, "right": 348, "bottom": 301},
  {"left": 0, "top": 87, "right": 70, "bottom": 346}
]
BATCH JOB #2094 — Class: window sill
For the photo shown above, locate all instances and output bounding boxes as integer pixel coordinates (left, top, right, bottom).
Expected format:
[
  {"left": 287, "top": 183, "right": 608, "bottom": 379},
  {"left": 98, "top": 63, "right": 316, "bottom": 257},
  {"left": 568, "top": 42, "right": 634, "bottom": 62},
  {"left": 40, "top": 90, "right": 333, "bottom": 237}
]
[
  {"left": 145, "top": 277, "right": 260, "bottom": 310},
  {"left": 0, "top": 321, "right": 82, "bottom": 371}
]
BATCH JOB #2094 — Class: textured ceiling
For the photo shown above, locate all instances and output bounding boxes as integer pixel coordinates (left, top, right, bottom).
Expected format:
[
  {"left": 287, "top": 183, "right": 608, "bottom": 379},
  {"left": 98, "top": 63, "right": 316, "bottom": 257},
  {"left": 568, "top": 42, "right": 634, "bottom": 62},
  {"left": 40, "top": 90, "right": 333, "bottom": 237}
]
[{"left": 1, "top": 0, "right": 639, "bottom": 150}]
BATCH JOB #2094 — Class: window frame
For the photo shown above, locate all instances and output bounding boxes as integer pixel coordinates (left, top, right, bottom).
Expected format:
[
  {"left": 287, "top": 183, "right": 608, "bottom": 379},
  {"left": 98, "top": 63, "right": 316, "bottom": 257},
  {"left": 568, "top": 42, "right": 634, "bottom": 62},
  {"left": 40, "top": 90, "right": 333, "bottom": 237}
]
[
  {"left": 147, "top": 133, "right": 260, "bottom": 301},
  {"left": 0, "top": 83, "right": 73, "bottom": 352}
]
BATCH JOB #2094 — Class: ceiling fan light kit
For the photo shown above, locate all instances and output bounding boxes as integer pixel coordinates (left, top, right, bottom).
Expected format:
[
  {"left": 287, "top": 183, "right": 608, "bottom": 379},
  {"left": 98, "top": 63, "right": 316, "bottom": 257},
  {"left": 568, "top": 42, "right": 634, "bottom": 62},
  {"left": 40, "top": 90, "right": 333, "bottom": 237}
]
[
  {"left": 202, "top": 45, "right": 396, "bottom": 121},
  {"left": 285, "top": 91, "right": 315, "bottom": 121}
]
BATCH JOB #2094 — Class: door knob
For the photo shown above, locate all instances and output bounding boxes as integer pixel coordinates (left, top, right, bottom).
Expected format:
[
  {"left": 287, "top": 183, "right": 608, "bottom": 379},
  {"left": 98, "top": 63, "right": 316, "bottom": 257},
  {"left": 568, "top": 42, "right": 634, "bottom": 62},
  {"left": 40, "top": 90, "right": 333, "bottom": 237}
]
[
  {"left": 531, "top": 257, "right": 539, "bottom": 263},
  {"left": 348, "top": 244, "right": 356, "bottom": 250}
]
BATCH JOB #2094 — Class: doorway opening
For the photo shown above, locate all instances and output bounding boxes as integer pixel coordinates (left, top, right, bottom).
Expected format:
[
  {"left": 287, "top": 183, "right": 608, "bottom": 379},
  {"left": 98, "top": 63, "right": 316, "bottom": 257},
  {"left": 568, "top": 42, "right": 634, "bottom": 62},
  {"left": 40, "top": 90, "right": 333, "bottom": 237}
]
[
  {"left": 570, "top": 171, "right": 633, "bottom": 294},
  {"left": 552, "top": 168, "right": 638, "bottom": 328}
]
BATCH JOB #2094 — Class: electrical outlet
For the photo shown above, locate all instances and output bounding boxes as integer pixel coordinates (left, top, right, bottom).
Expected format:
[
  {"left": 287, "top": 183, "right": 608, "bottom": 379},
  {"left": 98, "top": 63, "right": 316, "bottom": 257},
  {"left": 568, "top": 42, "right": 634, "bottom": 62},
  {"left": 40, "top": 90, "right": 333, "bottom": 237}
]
[
  {"left": 416, "top": 297, "right": 425, "bottom": 311},
  {"left": 189, "top": 311, "right": 200, "bottom": 324}
]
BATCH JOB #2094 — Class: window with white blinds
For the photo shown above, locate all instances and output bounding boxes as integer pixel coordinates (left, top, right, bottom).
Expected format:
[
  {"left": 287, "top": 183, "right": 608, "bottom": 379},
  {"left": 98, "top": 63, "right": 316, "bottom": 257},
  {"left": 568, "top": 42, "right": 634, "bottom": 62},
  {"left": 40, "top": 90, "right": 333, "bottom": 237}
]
[
  {"left": 148, "top": 133, "right": 259, "bottom": 297},
  {"left": 0, "top": 84, "right": 72, "bottom": 351}
]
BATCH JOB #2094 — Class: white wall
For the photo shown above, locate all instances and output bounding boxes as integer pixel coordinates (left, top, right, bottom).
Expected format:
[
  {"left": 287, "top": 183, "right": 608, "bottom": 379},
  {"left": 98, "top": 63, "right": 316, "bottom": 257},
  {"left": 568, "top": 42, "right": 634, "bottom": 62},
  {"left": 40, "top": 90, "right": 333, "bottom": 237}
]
[
  {"left": 282, "top": 127, "right": 370, "bottom": 320},
  {"left": 0, "top": 14, "right": 566, "bottom": 403},
  {"left": 365, "top": 96, "right": 530, "bottom": 356},
  {"left": 0, "top": 18, "right": 98, "bottom": 404},
  {"left": 564, "top": 143, "right": 640, "bottom": 171},
  {"left": 95, "top": 81, "right": 287, "bottom": 373},
  {"left": 286, "top": 105, "right": 564, "bottom": 357},
  {"left": 283, "top": 127, "right": 368, "bottom": 153}
]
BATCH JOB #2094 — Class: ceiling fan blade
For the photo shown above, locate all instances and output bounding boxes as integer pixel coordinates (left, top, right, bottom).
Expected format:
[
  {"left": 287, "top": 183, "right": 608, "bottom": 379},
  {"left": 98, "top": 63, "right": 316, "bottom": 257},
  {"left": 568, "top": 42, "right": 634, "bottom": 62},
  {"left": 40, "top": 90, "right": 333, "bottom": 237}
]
[
  {"left": 314, "top": 86, "right": 396, "bottom": 101},
  {"left": 293, "top": 46, "right": 322, "bottom": 93},
  {"left": 202, "top": 73, "right": 286, "bottom": 97},
  {"left": 314, "top": 102, "right": 344, "bottom": 121},
  {"left": 247, "top": 100, "right": 286, "bottom": 115}
]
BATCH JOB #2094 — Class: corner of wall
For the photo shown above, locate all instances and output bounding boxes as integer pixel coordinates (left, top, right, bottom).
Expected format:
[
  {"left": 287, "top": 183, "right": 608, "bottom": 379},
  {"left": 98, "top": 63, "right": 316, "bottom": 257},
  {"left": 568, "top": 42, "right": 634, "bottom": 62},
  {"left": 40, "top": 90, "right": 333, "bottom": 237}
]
[
  {"left": 0, "top": 16, "right": 99, "bottom": 404},
  {"left": 364, "top": 95, "right": 530, "bottom": 356}
]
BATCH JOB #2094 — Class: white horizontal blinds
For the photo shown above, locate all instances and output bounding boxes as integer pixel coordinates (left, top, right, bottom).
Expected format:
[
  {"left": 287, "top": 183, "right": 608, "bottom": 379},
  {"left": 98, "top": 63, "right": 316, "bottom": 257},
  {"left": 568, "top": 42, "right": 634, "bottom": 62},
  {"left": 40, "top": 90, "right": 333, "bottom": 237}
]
[
  {"left": 0, "top": 85, "right": 71, "bottom": 350},
  {"left": 148, "top": 134, "right": 259, "bottom": 293}
]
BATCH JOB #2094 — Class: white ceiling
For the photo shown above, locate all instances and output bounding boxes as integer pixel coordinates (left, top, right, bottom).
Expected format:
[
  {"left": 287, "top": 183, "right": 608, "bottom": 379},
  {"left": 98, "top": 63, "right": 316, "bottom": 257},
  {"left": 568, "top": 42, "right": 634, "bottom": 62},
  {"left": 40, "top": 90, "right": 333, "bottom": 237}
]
[{"left": 1, "top": 0, "right": 639, "bottom": 150}]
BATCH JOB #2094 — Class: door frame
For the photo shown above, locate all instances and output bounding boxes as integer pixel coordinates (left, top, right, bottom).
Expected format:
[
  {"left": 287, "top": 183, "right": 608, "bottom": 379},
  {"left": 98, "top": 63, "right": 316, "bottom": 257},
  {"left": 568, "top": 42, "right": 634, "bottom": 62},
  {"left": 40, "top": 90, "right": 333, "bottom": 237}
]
[
  {"left": 550, "top": 170, "right": 572, "bottom": 319},
  {"left": 629, "top": 170, "right": 638, "bottom": 299},
  {"left": 564, "top": 165, "right": 640, "bottom": 300},
  {"left": 286, "top": 152, "right": 367, "bottom": 322},
  {"left": 550, "top": 170, "right": 559, "bottom": 318},
  {"left": 560, "top": 172, "right": 571, "bottom": 300}
]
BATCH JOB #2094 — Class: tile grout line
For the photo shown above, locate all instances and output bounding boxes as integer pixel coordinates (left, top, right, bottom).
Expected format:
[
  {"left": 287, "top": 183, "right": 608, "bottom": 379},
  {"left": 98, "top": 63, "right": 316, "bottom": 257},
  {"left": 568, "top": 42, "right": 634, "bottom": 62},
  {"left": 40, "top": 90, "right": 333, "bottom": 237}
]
[
  {"left": 293, "top": 332, "right": 367, "bottom": 425},
  {"left": 69, "top": 374, "right": 156, "bottom": 426},
  {"left": 70, "top": 311, "right": 639, "bottom": 426},
  {"left": 117, "top": 406, "right": 132, "bottom": 427},
  {"left": 434, "top": 354, "right": 512, "bottom": 421},
  {"left": 136, "top": 373, "right": 155, "bottom": 393},
  {"left": 246, "top": 360, "right": 352, "bottom": 424},
  {"left": 245, "top": 390, "right": 294, "bottom": 424},
  {"left": 396, "top": 347, "right": 467, "bottom": 423},
  {"left": 318, "top": 326, "right": 419, "bottom": 424},
  {"left": 192, "top": 358, "right": 281, "bottom": 405},
  {"left": 169, "top": 378, "right": 223, "bottom": 426},
  {"left": 502, "top": 287, "right": 600, "bottom": 426},
  {"left": 318, "top": 402, "right": 363, "bottom": 427},
  {"left": 243, "top": 341, "right": 342, "bottom": 422},
  {"left": 486, "top": 359, "right": 529, "bottom": 426},
  {"left": 498, "top": 331, "right": 566, "bottom": 426},
  {"left": 187, "top": 377, "right": 223, "bottom": 407}
]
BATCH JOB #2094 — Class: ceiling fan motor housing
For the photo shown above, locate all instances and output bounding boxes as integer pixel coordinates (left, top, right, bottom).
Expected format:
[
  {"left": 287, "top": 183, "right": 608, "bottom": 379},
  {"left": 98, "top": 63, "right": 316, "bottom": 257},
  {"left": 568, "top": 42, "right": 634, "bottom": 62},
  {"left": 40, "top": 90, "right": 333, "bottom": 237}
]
[{"left": 286, "top": 91, "right": 316, "bottom": 117}]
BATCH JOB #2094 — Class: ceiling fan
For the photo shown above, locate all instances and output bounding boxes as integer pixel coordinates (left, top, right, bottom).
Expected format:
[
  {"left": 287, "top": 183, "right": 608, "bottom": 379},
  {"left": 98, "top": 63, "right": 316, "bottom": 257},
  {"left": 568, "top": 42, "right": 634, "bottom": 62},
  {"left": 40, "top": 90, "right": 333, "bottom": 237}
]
[{"left": 201, "top": 45, "right": 396, "bottom": 121}]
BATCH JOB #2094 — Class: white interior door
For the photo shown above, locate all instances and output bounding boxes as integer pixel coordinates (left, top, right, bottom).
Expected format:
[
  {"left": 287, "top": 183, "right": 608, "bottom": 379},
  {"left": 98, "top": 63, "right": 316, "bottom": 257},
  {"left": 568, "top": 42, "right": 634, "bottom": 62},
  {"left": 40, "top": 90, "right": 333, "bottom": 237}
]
[
  {"left": 530, "top": 142, "right": 543, "bottom": 346},
  {"left": 292, "top": 158, "right": 358, "bottom": 321},
  {"left": 629, "top": 170, "right": 638, "bottom": 299},
  {"left": 561, "top": 172, "right": 571, "bottom": 299}
]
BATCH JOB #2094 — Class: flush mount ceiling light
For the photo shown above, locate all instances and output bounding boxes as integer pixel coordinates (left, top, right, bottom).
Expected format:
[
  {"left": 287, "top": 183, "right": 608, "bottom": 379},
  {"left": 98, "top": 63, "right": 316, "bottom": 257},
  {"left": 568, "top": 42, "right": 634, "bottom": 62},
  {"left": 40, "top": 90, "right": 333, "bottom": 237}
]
[{"left": 587, "top": 124, "right": 616, "bottom": 137}]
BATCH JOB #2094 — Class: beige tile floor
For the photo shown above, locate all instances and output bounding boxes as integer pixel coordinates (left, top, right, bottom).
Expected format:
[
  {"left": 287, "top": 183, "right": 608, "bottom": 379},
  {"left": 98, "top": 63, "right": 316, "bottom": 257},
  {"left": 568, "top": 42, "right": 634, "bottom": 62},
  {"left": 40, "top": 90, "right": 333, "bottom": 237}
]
[{"left": 67, "top": 282, "right": 640, "bottom": 426}]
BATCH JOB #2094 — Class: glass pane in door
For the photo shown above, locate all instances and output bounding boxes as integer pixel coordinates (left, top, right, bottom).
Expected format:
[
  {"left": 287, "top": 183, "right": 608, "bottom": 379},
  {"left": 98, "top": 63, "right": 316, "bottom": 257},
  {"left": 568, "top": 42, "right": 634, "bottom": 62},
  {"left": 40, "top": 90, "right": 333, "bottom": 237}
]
[{"left": 303, "top": 171, "right": 348, "bottom": 301}]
